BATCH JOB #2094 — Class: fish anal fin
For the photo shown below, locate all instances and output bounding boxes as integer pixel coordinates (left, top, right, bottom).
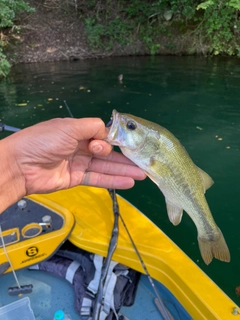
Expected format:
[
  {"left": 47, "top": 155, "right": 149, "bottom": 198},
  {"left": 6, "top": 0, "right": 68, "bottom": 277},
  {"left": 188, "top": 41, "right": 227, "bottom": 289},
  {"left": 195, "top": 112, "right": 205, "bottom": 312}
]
[
  {"left": 165, "top": 199, "right": 183, "bottom": 226},
  {"left": 197, "top": 167, "right": 214, "bottom": 193},
  {"left": 198, "top": 229, "right": 230, "bottom": 265}
]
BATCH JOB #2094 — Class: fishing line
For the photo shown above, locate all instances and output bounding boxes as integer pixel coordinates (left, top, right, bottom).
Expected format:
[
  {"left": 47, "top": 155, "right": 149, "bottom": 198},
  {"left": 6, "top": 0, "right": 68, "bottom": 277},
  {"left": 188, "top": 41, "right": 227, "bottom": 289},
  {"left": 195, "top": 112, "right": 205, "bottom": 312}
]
[
  {"left": 92, "top": 189, "right": 120, "bottom": 320},
  {"left": 0, "top": 225, "right": 21, "bottom": 288},
  {"left": 114, "top": 197, "right": 172, "bottom": 320},
  {"left": 63, "top": 100, "right": 74, "bottom": 118},
  {"left": 0, "top": 225, "right": 33, "bottom": 295}
]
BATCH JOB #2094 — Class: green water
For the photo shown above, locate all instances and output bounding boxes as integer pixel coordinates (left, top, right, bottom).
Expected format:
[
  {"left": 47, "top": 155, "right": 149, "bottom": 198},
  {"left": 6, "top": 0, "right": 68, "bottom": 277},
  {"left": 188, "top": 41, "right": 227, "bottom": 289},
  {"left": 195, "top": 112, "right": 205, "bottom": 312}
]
[{"left": 1, "top": 56, "right": 240, "bottom": 305}]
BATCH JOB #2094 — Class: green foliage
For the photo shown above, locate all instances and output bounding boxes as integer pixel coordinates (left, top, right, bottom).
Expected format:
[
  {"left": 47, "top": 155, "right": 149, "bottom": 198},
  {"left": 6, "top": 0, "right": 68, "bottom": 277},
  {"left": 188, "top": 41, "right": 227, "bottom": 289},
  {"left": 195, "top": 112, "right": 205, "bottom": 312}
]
[
  {"left": 81, "top": 0, "right": 240, "bottom": 56},
  {"left": 197, "top": 1, "right": 214, "bottom": 10},
  {"left": 0, "top": 0, "right": 34, "bottom": 28},
  {"left": 197, "top": 1, "right": 240, "bottom": 55},
  {"left": 229, "top": 0, "right": 240, "bottom": 10},
  {"left": 159, "top": 0, "right": 197, "bottom": 20},
  {"left": 84, "top": 18, "right": 105, "bottom": 49},
  {"left": 84, "top": 15, "right": 134, "bottom": 50},
  {"left": 83, "top": 0, "right": 168, "bottom": 55},
  {"left": 0, "top": 0, "right": 34, "bottom": 78},
  {"left": 0, "top": 49, "right": 10, "bottom": 77}
]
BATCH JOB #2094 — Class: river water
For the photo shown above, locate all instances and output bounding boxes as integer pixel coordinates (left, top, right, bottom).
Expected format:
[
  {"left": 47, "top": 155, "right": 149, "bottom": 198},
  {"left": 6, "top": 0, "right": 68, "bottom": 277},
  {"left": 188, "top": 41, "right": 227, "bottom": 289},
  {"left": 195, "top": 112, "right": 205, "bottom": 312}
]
[{"left": 0, "top": 56, "right": 240, "bottom": 305}]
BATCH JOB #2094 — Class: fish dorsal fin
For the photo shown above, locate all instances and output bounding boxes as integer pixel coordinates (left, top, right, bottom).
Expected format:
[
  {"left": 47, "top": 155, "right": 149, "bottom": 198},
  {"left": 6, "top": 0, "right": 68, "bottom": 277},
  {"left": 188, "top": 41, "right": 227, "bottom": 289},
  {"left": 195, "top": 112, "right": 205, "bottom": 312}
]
[
  {"left": 165, "top": 199, "right": 183, "bottom": 226},
  {"left": 197, "top": 167, "right": 214, "bottom": 193}
]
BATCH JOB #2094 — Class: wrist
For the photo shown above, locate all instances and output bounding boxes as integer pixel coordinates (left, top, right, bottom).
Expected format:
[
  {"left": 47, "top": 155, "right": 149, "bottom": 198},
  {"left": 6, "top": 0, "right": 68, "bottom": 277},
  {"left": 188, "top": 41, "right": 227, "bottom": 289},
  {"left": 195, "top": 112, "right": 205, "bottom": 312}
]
[{"left": 0, "top": 135, "right": 26, "bottom": 213}]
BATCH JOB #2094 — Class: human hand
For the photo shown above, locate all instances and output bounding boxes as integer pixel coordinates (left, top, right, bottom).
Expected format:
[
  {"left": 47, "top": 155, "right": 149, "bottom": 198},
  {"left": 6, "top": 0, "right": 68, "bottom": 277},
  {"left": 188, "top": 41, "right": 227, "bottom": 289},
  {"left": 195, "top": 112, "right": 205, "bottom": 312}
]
[{"left": 4, "top": 118, "right": 146, "bottom": 197}]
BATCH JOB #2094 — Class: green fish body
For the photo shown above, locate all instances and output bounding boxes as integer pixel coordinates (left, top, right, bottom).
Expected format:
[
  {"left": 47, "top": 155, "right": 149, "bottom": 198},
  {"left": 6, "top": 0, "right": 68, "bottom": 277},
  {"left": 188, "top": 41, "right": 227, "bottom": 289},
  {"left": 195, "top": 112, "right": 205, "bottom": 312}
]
[{"left": 106, "top": 109, "right": 230, "bottom": 265}]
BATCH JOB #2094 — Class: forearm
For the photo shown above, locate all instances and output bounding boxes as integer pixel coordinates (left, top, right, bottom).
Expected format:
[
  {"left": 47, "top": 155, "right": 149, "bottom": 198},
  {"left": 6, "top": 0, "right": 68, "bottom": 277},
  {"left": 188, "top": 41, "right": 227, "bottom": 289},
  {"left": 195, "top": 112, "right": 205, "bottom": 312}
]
[{"left": 0, "top": 136, "right": 25, "bottom": 213}]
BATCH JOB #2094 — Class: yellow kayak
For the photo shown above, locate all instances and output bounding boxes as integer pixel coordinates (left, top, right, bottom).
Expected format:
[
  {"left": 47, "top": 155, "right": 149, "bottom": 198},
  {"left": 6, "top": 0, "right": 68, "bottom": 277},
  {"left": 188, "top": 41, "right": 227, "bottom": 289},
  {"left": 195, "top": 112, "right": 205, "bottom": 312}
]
[
  {"left": 0, "top": 196, "right": 74, "bottom": 272},
  {"left": 24, "top": 186, "right": 238, "bottom": 320}
]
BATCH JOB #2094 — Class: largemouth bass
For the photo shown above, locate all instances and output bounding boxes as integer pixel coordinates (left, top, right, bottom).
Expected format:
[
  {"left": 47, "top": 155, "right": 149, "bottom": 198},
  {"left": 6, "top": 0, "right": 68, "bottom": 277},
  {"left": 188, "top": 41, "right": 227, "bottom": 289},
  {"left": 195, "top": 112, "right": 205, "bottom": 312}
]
[{"left": 106, "top": 109, "right": 230, "bottom": 265}]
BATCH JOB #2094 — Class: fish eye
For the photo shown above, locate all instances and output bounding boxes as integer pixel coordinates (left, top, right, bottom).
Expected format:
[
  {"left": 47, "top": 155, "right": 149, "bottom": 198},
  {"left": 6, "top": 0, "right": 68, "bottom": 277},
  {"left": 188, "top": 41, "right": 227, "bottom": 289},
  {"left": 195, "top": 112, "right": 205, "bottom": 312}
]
[
  {"left": 106, "top": 118, "right": 113, "bottom": 127},
  {"left": 126, "top": 121, "right": 137, "bottom": 130}
]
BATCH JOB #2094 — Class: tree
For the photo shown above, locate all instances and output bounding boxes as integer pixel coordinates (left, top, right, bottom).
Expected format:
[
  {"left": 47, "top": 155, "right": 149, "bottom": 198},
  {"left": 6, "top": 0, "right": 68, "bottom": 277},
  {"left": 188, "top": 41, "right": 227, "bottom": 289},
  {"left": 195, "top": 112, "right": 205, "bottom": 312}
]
[{"left": 0, "top": 0, "right": 34, "bottom": 78}]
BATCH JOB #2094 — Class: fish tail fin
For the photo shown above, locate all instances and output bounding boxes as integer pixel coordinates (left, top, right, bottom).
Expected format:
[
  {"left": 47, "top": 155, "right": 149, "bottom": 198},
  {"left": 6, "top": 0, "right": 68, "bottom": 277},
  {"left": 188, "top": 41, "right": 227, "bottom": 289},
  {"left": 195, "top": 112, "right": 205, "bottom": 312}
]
[{"left": 198, "top": 229, "right": 230, "bottom": 265}]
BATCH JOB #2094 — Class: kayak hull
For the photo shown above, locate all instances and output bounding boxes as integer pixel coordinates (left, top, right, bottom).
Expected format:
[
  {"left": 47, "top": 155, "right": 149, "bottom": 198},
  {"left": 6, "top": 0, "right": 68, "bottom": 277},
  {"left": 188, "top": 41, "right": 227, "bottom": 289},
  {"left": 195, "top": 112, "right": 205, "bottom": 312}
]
[{"left": 29, "top": 186, "right": 238, "bottom": 320}]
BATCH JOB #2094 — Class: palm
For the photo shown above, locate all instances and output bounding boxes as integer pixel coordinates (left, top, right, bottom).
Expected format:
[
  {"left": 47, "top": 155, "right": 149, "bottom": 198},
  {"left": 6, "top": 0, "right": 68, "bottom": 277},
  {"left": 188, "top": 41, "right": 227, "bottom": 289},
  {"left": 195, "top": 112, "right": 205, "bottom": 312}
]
[{"left": 19, "top": 135, "right": 94, "bottom": 194}]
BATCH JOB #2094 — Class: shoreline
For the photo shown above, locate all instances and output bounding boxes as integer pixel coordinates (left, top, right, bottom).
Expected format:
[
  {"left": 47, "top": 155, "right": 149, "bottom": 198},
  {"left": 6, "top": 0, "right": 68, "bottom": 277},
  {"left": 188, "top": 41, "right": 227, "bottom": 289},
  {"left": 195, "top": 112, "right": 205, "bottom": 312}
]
[{"left": 5, "top": 1, "right": 210, "bottom": 66}]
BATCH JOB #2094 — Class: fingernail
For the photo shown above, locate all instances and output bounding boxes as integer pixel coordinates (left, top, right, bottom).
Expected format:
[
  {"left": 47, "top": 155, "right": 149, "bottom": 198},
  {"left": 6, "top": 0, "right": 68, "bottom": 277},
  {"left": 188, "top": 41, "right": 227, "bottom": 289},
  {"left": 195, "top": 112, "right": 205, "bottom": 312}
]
[{"left": 92, "top": 144, "right": 103, "bottom": 154}]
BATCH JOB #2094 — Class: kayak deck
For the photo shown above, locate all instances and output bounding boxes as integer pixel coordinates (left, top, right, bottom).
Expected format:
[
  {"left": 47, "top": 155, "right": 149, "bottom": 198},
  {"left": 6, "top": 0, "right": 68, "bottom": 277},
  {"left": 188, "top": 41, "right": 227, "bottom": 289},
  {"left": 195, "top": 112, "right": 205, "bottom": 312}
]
[
  {"left": 0, "top": 266, "right": 191, "bottom": 320},
  {"left": 122, "top": 274, "right": 191, "bottom": 320}
]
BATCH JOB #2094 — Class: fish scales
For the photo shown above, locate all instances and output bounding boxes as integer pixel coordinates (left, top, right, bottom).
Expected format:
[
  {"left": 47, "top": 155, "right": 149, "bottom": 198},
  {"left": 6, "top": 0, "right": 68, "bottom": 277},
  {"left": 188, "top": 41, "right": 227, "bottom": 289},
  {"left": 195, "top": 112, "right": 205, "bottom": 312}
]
[
  {"left": 145, "top": 130, "right": 215, "bottom": 234},
  {"left": 106, "top": 109, "right": 230, "bottom": 265}
]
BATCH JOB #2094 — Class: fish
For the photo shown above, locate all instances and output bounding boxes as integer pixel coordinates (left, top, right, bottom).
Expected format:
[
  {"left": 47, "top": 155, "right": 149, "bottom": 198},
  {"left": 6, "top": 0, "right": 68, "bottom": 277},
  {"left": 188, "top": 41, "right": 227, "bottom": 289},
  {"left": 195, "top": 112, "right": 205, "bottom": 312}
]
[{"left": 106, "top": 109, "right": 230, "bottom": 265}]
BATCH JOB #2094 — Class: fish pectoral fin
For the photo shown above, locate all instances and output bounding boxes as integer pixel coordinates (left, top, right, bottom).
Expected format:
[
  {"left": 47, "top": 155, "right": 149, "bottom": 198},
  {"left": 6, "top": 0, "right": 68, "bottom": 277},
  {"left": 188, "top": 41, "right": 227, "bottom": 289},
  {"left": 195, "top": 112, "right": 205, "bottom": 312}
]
[
  {"left": 198, "top": 228, "right": 230, "bottom": 265},
  {"left": 165, "top": 199, "right": 183, "bottom": 226},
  {"left": 197, "top": 167, "right": 214, "bottom": 193},
  {"left": 149, "top": 158, "right": 172, "bottom": 178}
]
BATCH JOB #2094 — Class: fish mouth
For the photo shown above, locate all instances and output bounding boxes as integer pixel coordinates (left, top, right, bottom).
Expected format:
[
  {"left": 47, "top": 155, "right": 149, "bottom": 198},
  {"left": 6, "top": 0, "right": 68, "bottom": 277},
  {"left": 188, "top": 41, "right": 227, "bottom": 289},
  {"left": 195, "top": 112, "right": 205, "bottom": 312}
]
[
  {"left": 106, "top": 109, "right": 120, "bottom": 145},
  {"left": 105, "top": 109, "right": 116, "bottom": 129}
]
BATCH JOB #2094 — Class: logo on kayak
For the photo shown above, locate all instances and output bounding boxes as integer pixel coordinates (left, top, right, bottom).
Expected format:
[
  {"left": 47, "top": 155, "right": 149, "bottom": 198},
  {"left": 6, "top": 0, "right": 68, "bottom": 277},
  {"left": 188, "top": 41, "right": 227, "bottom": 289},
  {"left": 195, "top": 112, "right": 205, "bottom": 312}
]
[
  {"left": 26, "top": 246, "right": 39, "bottom": 257},
  {"left": 20, "top": 246, "right": 46, "bottom": 264}
]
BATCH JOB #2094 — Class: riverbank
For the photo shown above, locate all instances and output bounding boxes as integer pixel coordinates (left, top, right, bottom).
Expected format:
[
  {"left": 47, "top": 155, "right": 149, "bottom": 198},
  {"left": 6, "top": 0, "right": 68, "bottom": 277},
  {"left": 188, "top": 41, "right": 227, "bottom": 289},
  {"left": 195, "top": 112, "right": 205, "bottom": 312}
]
[{"left": 5, "top": 0, "right": 210, "bottom": 66}]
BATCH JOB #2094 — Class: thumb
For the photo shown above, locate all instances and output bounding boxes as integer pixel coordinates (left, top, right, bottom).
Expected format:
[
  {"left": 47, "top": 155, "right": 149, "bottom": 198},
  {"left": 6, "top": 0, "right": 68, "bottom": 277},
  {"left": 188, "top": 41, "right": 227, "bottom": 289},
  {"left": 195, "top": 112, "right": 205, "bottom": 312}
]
[{"left": 89, "top": 140, "right": 113, "bottom": 157}]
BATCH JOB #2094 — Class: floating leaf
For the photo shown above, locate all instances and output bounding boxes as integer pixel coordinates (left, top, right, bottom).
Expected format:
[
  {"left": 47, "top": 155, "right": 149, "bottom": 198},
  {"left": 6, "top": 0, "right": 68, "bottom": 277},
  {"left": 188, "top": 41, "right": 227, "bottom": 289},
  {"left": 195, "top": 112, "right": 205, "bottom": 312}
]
[
  {"left": 17, "top": 103, "right": 27, "bottom": 107},
  {"left": 236, "top": 286, "right": 240, "bottom": 296}
]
